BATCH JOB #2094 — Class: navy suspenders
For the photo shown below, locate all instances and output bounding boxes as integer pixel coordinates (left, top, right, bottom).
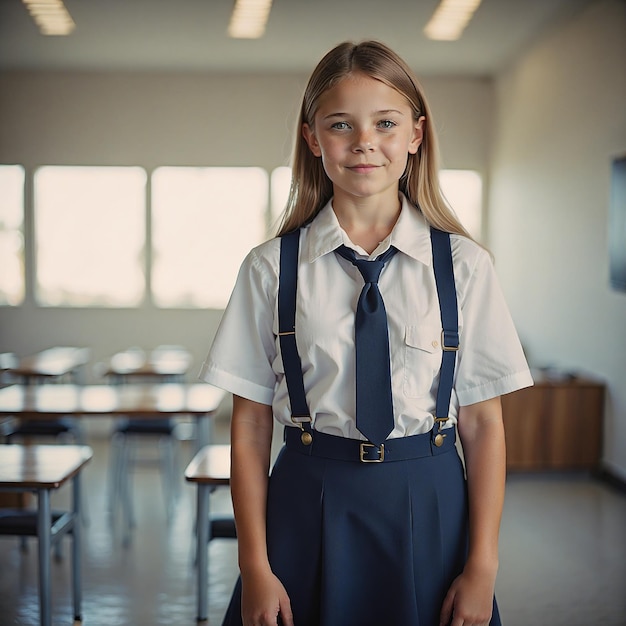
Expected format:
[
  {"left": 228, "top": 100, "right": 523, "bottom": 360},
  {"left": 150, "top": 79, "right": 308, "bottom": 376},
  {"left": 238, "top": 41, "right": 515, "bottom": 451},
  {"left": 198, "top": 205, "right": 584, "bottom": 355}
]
[
  {"left": 278, "top": 230, "right": 313, "bottom": 440},
  {"left": 278, "top": 227, "right": 459, "bottom": 451},
  {"left": 430, "top": 228, "right": 460, "bottom": 442}
]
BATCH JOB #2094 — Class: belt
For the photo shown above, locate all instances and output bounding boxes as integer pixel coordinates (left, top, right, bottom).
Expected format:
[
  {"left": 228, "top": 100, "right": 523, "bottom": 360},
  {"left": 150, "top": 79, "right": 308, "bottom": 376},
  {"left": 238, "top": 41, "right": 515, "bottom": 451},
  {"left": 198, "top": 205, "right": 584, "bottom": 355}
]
[{"left": 284, "top": 425, "right": 456, "bottom": 463}]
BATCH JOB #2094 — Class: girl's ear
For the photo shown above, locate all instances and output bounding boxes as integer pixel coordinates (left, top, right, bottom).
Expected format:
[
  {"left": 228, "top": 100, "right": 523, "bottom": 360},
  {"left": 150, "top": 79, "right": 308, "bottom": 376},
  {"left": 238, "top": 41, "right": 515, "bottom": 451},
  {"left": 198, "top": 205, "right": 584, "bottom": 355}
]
[
  {"left": 408, "top": 116, "right": 426, "bottom": 155},
  {"left": 302, "top": 123, "right": 322, "bottom": 157}
]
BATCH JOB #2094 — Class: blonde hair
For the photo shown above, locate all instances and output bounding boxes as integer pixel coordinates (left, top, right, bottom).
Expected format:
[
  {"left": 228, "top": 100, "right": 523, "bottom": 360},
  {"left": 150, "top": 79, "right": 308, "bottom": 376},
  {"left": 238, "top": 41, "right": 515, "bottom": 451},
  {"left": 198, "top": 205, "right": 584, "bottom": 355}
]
[{"left": 276, "top": 40, "right": 473, "bottom": 241}]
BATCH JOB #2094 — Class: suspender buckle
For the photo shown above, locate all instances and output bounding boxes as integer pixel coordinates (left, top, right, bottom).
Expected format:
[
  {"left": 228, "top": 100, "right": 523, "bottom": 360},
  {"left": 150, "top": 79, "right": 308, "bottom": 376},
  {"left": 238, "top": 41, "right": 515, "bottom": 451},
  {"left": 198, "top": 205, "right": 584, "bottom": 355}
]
[
  {"left": 441, "top": 330, "right": 459, "bottom": 352},
  {"left": 360, "top": 442, "right": 385, "bottom": 463},
  {"left": 291, "top": 415, "right": 312, "bottom": 429},
  {"left": 291, "top": 415, "right": 313, "bottom": 445},
  {"left": 434, "top": 416, "right": 449, "bottom": 431}
]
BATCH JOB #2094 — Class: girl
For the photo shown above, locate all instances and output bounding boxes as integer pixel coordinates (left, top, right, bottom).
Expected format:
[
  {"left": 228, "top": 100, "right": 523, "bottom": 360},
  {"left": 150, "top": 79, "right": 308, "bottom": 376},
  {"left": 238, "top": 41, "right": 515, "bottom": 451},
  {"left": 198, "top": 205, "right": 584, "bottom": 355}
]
[{"left": 201, "top": 40, "right": 532, "bottom": 626}]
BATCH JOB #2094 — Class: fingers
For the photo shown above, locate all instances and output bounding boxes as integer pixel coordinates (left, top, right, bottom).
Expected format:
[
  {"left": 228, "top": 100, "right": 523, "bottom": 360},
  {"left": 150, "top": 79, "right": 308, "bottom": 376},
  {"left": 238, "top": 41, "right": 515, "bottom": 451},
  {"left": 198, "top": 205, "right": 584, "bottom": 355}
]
[
  {"left": 245, "top": 593, "right": 292, "bottom": 625},
  {"left": 241, "top": 570, "right": 294, "bottom": 626},
  {"left": 279, "top": 592, "right": 294, "bottom": 626},
  {"left": 278, "top": 612, "right": 294, "bottom": 626},
  {"left": 439, "top": 587, "right": 455, "bottom": 626},
  {"left": 444, "top": 609, "right": 492, "bottom": 626}
]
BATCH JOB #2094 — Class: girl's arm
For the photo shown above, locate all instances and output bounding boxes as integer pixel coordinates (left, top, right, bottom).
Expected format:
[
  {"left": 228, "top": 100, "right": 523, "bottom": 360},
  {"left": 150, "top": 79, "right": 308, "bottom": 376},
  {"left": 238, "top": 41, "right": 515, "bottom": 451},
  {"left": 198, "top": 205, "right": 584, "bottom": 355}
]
[
  {"left": 440, "top": 396, "right": 506, "bottom": 626},
  {"left": 230, "top": 395, "right": 294, "bottom": 626}
]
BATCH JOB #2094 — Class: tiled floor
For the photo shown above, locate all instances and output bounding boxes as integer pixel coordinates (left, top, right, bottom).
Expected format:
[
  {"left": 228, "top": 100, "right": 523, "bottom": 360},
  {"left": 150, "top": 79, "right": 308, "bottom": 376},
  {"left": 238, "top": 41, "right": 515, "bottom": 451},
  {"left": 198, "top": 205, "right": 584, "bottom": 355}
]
[{"left": 1, "top": 422, "right": 625, "bottom": 626}]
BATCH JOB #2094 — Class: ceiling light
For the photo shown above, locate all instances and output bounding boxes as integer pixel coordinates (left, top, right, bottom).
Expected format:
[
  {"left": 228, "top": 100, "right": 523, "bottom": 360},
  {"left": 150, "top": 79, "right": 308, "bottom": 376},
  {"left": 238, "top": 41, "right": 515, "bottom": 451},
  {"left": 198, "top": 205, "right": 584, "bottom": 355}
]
[
  {"left": 228, "top": 0, "right": 273, "bottom": 39},
  {"left": 423, "top": 0, "right": 482, "bottom": 41},
  {"left": 22, "top": 0, "right": 75, "bottom": 36}
]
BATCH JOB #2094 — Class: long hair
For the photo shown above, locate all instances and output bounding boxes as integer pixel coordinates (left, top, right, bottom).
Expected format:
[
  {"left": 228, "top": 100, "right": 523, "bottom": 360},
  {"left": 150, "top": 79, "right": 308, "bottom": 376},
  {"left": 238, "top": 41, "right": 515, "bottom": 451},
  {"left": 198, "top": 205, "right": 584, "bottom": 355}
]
[{"left": 276, "top": 40, "right": 473, "bottom": 241}]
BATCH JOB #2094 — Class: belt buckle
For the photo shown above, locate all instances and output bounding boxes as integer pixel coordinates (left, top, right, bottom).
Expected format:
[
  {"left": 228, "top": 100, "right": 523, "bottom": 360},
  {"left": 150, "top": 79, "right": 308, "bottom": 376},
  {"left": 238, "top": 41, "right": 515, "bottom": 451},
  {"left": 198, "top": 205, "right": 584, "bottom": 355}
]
[{"left": 360, "top": 442, "right": 385, "bottom": 463}]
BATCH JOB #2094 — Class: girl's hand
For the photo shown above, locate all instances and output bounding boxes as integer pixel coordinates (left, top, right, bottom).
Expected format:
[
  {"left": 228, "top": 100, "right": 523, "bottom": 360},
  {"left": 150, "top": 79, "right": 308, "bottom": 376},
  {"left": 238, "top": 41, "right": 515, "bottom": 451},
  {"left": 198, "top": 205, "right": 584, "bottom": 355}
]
[
  {"left": 241, "top": 569, "right": 294, "bottom": 626},
  {"left": 439, "top": 564, "right": 496, "bottom": 626}
]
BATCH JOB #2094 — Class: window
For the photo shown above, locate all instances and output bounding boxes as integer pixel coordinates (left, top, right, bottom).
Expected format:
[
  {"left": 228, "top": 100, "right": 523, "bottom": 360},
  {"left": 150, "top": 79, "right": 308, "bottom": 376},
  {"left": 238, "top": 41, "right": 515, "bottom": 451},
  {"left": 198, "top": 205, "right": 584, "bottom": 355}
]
[
  {"left": 269, "top": 167, "right": 483, "bottom": 240},
  {"left": 17, "top": 164, "right": 481, "bottom": 310},
  {"left": 439, "top": 169, "right": 482, "bottom": 240},
  {"left": 151, "top": 167, "right": 268, "bottom": 308},
  {"left": 270, "top": 166, "right": 292, "bottom": 233},
  {"left": 35, "top": 166, "right": 146, "bottom": 306},
  {"left": 0, "top": 165, "right": 25, "bottom": 306}
]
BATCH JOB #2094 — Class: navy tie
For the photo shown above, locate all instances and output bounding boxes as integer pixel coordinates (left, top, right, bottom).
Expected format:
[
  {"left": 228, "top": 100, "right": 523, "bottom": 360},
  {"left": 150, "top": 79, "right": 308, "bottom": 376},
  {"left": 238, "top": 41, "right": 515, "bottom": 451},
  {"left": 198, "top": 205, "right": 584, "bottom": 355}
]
[{"left": 336, "top": 244, "right": 398, "bottom": 445}]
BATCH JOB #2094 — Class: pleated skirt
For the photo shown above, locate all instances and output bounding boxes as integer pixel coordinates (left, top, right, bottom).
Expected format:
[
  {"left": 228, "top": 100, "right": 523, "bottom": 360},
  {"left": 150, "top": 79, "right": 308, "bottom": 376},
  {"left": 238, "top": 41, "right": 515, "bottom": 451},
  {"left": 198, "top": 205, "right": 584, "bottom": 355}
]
[{"left": 222, "top": 431, "right": 502, "bottom": 626}]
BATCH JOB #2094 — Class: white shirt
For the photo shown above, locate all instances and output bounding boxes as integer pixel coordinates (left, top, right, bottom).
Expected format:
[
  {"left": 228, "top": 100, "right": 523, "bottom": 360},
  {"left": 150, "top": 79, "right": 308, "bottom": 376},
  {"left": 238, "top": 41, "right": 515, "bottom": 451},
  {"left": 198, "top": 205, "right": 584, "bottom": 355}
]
[{"left": 200, "top": 195, "right": 533, "bottom": 439}]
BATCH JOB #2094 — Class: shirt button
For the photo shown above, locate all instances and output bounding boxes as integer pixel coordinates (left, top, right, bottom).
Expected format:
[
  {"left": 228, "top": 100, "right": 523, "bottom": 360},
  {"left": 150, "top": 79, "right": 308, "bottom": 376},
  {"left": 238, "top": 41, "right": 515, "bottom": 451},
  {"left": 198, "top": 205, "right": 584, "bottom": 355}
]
[{"left": 432, "top": 340, "right": 439, "bottom": 348}]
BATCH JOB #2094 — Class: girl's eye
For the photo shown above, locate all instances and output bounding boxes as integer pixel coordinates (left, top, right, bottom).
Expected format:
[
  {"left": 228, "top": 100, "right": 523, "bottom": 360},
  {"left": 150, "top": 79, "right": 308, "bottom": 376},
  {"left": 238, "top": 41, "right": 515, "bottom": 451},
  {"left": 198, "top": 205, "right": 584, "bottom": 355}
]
[
  {"left": 331, "top": 121, "right": 351, "bottom": 130},
  {"left": 378, "top": 120, "right": 397, "bottom": 129}
]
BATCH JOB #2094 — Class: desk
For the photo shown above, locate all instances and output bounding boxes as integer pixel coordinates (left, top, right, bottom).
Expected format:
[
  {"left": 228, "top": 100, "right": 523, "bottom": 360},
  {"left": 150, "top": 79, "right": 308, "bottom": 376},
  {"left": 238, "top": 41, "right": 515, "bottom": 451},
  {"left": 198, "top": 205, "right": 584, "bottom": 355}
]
[
  {"left": 0, "top": 383, "right": 226, "bottom": 450},
  {"left": 10, "top": 347, "right": 91, "bottom": 385},
  {"left": 502, "top": 373, "right": 605, "bottom": 471},
  {"left": 104, "top": 346, "right": 192, "bottom": 382},
  {"left": 0, "top": 444, "right": 92, "bottom": 626},
  {"left": 185, "top": 445, "right": 233, "bottom": 622}
]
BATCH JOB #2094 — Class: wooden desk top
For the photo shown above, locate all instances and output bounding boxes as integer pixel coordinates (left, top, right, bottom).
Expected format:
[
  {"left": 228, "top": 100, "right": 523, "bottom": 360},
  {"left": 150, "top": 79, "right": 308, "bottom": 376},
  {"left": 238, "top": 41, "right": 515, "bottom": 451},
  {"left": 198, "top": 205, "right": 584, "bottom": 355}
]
[
  {"left": 104, "top": 346, "right": 192, "bottom": 378},
  {"left": 0, "top": 444, "right": 93, "bottom": 489},
  {"left": 0, "top": 383, "right": 226, "bottom": 418},
  {"left": 185, "top": 445, "right": 231, "bottom": 486},
  {"left": 527, "top": 368, "right": 605, "bottom": 388},
  {"left": 11, "top": 347, "right": 91, "bottom": 379}
]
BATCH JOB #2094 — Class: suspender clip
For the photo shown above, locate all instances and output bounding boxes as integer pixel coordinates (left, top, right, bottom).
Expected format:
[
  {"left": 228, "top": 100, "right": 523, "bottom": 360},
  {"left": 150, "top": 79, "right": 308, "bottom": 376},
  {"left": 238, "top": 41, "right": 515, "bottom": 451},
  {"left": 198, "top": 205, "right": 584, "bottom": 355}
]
[
  {"left": 291, "top": 415, "right": 313, "bottom": 446},
  {"left": 434, "top": 416, "right": 449, "bottom": 431},
  {"left": 441, "top": 330, "right": 459, "bottom": 351},
  {"left": 291, "top": 415, "right": 312, "bottom": 428}
]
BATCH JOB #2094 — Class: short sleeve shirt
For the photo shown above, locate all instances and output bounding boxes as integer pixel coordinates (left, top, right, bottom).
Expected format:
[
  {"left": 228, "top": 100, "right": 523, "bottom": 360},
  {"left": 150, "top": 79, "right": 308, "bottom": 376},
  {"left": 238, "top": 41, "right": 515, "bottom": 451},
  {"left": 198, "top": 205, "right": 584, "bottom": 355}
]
[{"left": 200, "top": 195, "right": 533, "bottom": 439}]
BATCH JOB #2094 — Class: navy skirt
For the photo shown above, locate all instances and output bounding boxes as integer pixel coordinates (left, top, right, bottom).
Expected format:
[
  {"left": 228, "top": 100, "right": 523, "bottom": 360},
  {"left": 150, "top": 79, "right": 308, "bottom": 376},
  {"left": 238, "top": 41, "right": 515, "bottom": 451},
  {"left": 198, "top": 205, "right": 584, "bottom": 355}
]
[{"left": 222, "top": 428, "right": 502, "bottom": 626}]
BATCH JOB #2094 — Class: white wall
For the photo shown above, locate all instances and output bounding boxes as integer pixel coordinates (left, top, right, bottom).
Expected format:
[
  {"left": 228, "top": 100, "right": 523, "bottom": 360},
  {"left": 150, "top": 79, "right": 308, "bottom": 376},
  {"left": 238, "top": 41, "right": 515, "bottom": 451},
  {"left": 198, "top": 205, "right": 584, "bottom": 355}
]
[
  {"left": 489, "top": 0, "right": 626, "bottom": 479},
  {"left": 0, "top": 70, "right": 493, "bottom": 384}
]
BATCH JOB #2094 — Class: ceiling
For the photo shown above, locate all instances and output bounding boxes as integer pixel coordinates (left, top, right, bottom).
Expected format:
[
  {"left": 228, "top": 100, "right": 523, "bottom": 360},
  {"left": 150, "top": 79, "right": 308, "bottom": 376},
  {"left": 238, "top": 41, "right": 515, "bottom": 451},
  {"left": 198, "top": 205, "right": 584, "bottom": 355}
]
[{"left": 0, "top": 0, "right": 594, "bottom": 76}]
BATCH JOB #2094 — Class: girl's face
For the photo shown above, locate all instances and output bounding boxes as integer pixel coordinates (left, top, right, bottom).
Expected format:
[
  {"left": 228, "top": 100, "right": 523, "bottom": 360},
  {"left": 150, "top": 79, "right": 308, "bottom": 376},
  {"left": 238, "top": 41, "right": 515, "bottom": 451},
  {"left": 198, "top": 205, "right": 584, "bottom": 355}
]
[{"left": 303, "top": 72, "right": 424, "bottom": 204}]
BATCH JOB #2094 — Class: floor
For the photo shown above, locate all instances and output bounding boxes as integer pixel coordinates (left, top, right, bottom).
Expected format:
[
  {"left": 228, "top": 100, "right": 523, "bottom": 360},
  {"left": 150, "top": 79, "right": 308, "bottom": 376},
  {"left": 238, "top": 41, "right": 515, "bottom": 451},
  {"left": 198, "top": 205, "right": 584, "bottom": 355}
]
[{"left": 1, "top": 420, "right": 625, "bottom": 626}]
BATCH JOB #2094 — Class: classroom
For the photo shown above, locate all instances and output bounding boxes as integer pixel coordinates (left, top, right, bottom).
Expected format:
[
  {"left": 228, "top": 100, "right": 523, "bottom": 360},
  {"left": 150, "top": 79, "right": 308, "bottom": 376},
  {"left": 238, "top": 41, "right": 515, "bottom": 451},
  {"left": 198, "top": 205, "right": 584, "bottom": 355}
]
[{"left": 0, "top": 1, "right": 624, "bottom": 624}]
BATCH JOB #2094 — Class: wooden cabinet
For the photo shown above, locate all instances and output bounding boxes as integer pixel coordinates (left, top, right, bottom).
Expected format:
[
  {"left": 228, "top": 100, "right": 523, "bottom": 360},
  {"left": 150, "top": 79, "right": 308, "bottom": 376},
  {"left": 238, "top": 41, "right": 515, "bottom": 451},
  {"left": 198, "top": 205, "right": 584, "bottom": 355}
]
[{"left": 501, "top": 373, "right": 605, "bottom": 471}]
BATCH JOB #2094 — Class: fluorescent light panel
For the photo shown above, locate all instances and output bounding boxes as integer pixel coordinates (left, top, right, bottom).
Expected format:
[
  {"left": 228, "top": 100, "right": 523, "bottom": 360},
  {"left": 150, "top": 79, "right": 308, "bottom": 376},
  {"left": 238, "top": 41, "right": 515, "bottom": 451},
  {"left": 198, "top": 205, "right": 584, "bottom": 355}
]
[
  {"left": 228, "top": 0, "right": 273, "bottom": 39},
  {"left": 424, "top": 0, "right": 482, "bottom": 41},
  {"left": 22, "top": 0, "right": 75, "bottom": 36}
]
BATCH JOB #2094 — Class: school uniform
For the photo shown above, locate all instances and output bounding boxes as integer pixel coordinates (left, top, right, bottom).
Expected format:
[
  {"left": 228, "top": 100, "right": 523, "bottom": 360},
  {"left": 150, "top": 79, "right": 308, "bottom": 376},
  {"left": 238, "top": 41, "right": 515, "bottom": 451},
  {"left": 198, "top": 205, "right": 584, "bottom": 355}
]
[{"left": 201, "top": 194, "right": 533, "bottom": 625}]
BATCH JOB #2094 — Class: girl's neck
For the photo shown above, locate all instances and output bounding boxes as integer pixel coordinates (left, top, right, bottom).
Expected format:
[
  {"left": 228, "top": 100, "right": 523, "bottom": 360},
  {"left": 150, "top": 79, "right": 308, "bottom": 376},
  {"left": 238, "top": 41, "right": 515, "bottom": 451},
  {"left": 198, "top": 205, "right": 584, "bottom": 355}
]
[{"left": 332, "top": 190, "right": 402, "bottom": 254}]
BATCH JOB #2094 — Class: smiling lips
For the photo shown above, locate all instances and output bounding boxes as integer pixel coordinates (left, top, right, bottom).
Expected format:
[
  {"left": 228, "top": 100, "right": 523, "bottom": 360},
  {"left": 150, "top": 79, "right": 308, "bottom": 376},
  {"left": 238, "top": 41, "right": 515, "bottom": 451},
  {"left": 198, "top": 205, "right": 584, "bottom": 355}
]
[{"left": 347, "top": 164, "right": 380, "bottom": 173}]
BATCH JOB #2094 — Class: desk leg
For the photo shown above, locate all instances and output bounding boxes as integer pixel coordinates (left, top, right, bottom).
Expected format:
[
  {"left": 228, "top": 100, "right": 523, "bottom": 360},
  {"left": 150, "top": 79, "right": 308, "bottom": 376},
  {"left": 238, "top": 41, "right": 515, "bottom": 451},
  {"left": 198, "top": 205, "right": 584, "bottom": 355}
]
[
  {"left": 36, "top": 489, "right": 52, "bottom": 626},
  {"left": 72, "top": 473, "right": 83, "bottom": 621},
  {"left": 195, "top": 414, "right": 213, "bottom": 454},
  {"left": 196, "top": 484, "right": 210, "bottom": 622}
]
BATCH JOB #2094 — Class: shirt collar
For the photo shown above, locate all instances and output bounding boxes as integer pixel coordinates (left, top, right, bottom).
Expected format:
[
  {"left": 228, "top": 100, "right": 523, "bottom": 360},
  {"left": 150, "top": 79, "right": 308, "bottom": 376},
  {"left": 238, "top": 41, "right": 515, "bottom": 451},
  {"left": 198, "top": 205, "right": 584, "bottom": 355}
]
[{"left": 304, "top": 194, "right": 432, "bottom": 266}]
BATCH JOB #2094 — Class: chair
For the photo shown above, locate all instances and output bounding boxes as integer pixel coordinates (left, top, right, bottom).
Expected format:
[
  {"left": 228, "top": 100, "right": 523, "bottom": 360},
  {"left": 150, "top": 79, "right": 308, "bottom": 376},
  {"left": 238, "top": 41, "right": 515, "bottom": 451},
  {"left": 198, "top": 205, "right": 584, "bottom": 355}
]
[
  {"left": 5, "top": 416, "right": 85, "bottom": 444},
  {"left": 109, "top": 416, "right": 180, "bottom": 533},
  {"left": 0, "top": 352, "right": 18, "bottom": 384},
  {"left": 105, "top": 347, "right": 189, "bottom": 535},
  {"left": 0, "top": 444, "right": 91, "bottom": 625},
  {"left": 1, "top": 352, "right": 87, "bottom": 543},
  {"left": 0, "top": 353, "right": 19, "bottom": 442},
  {"left": 2, "top": 351, "right": 86, "bottom": 445}
]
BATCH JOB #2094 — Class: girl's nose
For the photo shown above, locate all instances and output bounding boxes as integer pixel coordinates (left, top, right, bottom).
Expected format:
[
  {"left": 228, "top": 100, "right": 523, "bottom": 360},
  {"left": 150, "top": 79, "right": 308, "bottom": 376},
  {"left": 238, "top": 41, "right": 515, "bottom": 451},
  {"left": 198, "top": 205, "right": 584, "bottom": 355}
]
[{"left": 352, "top": 130, "right": 375, "bottom": 152}]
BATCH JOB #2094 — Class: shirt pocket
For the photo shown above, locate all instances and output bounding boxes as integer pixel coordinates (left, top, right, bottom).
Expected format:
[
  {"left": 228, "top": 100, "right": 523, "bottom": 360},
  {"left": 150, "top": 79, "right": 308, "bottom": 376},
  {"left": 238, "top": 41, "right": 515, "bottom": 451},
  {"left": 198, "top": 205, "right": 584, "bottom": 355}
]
[{"left": 403, "top": 325, "right": 442, "bottom": 398}]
